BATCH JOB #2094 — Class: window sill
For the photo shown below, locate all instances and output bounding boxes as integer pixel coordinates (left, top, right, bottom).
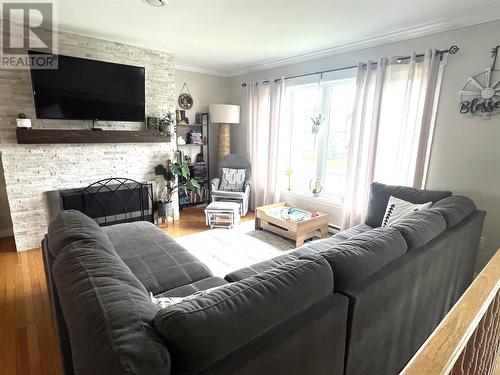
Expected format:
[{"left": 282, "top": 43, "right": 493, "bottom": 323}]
[{"left": 280, "top": 190, "right": 343, "bottom": 209}]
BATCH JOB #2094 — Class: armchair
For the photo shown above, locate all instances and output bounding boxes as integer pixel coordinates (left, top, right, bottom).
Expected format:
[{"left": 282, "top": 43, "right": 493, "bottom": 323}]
[{"left": 210, "top": 154, "right": 251, "bottom": 216}]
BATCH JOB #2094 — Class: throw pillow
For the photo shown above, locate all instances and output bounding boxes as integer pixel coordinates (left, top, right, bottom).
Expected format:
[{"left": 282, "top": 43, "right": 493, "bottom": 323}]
[
  {"left": 150, "top": 284, "right": 225, "bottom": 308},
  {"left": 381, "top": 196, "right": 432, "bottom": 227},
  {"left": 220, "top": 168, "right": 246, "bottom": 192}
]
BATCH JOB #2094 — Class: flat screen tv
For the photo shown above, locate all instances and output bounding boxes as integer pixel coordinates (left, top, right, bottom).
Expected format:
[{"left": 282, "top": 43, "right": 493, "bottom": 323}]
[{"left": 29, "top": 51, "right": 145, "bottom": 122}]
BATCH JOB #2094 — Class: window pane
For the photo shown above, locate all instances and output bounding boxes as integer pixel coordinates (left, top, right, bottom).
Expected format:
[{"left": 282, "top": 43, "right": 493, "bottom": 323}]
[
  {"left": 283, "top": 76, "right": 355, "bottom": 202},
  {"left": 287, "top": 84, "right": 321, "bottom": 193},
  {"left": 322, "top": 78, "right": 355, "bottom": 200}
]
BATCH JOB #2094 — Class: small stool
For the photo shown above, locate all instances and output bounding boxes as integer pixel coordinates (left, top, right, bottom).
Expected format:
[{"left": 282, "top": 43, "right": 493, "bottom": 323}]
[{"left": 205, "top": 201, "right": 241, "bottom": 229}]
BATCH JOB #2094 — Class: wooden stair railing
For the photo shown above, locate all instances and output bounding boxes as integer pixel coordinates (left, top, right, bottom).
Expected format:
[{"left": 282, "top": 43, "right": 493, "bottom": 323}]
[{"left": 401, "top": 249, "right": 500, "bottom": 375}]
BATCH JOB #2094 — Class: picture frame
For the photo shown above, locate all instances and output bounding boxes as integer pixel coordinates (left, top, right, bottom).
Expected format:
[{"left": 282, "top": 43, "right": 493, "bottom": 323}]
[{"left": 146, "top": 117, "right": 158, "bottom": 131}]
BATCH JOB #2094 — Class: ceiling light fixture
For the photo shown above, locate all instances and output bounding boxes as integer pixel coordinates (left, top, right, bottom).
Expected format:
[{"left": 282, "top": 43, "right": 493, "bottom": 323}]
[{"left": 143, "top": 0, "right": 167, "bottom": 7}]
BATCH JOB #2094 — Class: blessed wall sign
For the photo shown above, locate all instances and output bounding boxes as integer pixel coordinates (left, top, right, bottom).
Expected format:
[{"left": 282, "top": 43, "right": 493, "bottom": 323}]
[{"left": 459, "top": 46, "right": 500, "bottom": 117}]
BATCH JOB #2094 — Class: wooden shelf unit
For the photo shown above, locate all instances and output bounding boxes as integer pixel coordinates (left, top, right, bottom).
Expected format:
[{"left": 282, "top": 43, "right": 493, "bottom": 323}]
[
  {"left": 16, "top": 128, "right": 171, "bottom": 144},
  {"left": 175, "top": 113, "right": 210, "bottom": 209}
]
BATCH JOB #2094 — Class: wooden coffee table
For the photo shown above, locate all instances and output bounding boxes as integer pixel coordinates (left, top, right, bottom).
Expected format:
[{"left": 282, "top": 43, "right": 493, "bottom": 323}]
[{"left": 255, "top": 202, "right": 330, "bottom": 247}]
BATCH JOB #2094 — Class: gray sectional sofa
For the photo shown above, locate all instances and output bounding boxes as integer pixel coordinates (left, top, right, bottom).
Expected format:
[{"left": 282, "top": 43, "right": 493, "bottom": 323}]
[{"left": 42, "top": 182, "right": 485, "bottom": 375}]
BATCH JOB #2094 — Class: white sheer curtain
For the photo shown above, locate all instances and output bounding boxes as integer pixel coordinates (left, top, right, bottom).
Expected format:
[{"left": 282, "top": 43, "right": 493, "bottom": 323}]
[
  {"left": 246, "top": 80, "right": 284, "bottom": 208},
  {"left": 342, "top": 59, "right": 387, "bottom": 229},
  {"left": 342, "top": 50, "right": 442, "bottom": 229}
]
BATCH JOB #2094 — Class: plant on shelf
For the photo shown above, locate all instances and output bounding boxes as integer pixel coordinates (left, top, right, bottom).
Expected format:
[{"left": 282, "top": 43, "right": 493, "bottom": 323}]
[
  {"left": 285, "top": 168, "right": 294, "bottom": 191},
  {"left": 157, "top": 112, "right": 175, "bottom": 134},
  {"left": 16, "top": 112, "right": 32, "bottom": 129}
]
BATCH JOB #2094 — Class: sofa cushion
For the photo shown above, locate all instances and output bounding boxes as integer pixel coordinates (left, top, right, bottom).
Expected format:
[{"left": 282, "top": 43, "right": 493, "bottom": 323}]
[
  {"left": 47, "top": 210, "right": 114, "bottom": 258},
  {"left": 365, "top": 182, "right": 451, "bottom": 227},
  {"left": 320, "top": 227, "right": 407, "bottom": 291},
  {"left": 390, "top": 209, "right": 447, "bottom": 251},
  {"left": 225, "top": 224, "right": 372, "bottom": 282},
  {"left": 224, "top": 246, "right": 319, "bottom": 282},
  {"left": 155, "top": 276, "right": 228, "bottom": 298},
  {"left": 52, "top": 239, "right": 171, "bottom": 375},
  {"left": 429, "top": 196, "right": 476, "bottom": 228},
  {"left": 154, "top": 256, "right": 333, "bottom": 374},
  {"left": 103, "top": 221, "right": 212, "bottom": 295},
  {"left": 325, "top": 224, "right": 373, "bottom": 244}
]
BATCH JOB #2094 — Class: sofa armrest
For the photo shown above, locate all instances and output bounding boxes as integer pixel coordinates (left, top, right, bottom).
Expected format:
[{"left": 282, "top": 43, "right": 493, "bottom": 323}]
[
  {"left": 210, "top": 177, "right": 220, "bottom": 191},
  {"left": 154, "top": 255, "right": 334, "bottom": 374}
]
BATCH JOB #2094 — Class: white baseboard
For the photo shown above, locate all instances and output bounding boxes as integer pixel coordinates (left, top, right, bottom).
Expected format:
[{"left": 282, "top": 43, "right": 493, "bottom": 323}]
[{"left": 0, "top": 228, "right": 13, "bottom": 238}]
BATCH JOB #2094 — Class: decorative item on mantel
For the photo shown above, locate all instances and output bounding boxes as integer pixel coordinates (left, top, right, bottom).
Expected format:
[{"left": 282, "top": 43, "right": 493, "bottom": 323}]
[
  {"left": 16, "top": 113, "right": 32, "bottom": 129},
  {"left": 146, "top": 117, "right": 158, "bottom": 131},
  {"left": 459, "top": 45, "right": 500, "bottom": 117}
]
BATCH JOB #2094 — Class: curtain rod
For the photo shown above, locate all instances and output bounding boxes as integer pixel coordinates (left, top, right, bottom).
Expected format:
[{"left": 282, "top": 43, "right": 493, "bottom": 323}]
[{"left": 241, "top": 45, "right": 459, "bottom": 87}]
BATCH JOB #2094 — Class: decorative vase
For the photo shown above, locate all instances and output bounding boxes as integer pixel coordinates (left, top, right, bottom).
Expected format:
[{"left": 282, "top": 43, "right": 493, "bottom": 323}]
[
  {"left": 16, "top": 118, "right": 32, "bottom": 128},
  {"left": 309, "top": 178, "right": 322, "bottom": 197}
]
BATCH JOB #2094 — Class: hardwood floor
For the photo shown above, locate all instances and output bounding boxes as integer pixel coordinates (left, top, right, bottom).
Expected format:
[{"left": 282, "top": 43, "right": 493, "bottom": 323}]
[{"left": 0, "top": 207, "right": 253, "bottom": 375}]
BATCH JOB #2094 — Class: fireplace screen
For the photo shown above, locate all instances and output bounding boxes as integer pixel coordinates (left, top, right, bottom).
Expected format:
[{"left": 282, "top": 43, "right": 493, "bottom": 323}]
[{"left": 58, "top": 178, "right": 154, "bottom": 226}]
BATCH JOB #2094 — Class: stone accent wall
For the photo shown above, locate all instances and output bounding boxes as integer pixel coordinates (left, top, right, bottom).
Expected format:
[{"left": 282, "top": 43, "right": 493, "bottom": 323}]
[{"left": 0, "top": 30, "right": 177, "bottom": 250}]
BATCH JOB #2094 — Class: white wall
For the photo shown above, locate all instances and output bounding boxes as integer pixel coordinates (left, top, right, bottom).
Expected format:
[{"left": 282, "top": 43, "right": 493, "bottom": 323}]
[
  {"left": 175, "top": 70, "right": 229, "bottom": 179},
  {"left": 229, "top": 20, "right": 500, "bottom": 271}
]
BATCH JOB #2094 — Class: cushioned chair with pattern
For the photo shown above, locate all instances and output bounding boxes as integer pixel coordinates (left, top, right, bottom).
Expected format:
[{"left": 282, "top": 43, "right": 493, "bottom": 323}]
[{"left": 210, "top": 154, "right": 251, "bottom": 216}]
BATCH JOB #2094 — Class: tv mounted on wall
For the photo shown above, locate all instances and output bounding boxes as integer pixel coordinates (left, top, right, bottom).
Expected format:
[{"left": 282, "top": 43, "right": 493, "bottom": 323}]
[{"left": 29, "top": 51, "right": 145, "bottom": 122}]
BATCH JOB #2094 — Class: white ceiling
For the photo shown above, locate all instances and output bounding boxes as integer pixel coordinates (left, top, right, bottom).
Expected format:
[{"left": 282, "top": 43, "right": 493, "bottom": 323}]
[{"left": 49, "top": 0, "right": 500, "bottom": 76}]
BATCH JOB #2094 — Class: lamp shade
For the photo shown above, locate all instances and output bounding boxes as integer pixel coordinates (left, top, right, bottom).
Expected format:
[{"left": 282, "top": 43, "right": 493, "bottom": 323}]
[{"left": 209, "top": 104, "right": 240, "bottom": 124}]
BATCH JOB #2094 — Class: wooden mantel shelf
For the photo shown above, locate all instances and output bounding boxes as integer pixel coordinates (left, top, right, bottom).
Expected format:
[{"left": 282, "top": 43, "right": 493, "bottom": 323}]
[{"left": 16, "top": 128, "right": 171, "bottom": 144}]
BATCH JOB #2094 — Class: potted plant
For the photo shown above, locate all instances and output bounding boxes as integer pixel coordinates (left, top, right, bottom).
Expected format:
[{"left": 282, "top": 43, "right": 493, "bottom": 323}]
[
  {"left": 16, "top": 113, "right": 32, "bottom": 128},
  {"left": 154, "top": 161, "right": 177, "bottom": 218},
  {"left": 157, "top": 112, "right": 175, "bottom": 135},
  {"left": 155, "top": 151, "right": 201, "bottom": 215},
  {"left": 285, "top": 168, "right": 294, "bottom": 191},
  {"left": 170, "top": 150, "right": 201, "bottom": 198}
]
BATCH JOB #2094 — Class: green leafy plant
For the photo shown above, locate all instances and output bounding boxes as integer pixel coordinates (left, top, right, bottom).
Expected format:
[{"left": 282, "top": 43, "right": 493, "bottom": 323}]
[
  {"left": 17, "top": 113, "right": 27, "bottom": 119},
  {"left": 285, "top": 168, "right": 294, "bottom": 191},
  {"left": 157, "top": 112, "right": 175, "bottom": 133},
  {"left": 154, "top": 161, "right": 177, "bottom": 203},
  {"left": 311, "top": 114, "right": 324, "bottom": 134},
  {"left": 171, "top": 151, "right": 201, "bottom": 195}
]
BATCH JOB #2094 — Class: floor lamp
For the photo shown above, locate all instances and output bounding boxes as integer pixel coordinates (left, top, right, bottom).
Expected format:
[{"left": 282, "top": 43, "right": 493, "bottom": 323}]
[{"left": 209, "top": 104, "right": 240, "bottom": 158}]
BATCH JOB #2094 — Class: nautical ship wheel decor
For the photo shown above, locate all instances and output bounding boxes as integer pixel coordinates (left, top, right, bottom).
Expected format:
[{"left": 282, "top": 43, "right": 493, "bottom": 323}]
[{"left": 459, "top": 45, "right": 500, "bottom": 117}]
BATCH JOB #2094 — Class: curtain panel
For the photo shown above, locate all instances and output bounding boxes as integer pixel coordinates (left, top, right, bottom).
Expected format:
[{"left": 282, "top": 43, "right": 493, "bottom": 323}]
[
  {"left": 341, "top": 50, "right": 443, "bottom": 229},
  {"left": 246, "top": 80, "right": 284, "bottom": 208}
]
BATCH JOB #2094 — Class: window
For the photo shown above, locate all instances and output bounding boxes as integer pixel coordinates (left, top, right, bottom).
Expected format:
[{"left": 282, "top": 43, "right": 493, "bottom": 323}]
[{"left": 281, "top": 71, "right": 356, "bottom": 203}]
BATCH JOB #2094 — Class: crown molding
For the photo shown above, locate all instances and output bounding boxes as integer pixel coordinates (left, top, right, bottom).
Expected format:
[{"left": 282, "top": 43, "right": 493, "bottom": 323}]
[
  {"left": 226, "top": 11, "right": 500, "bottom": 77},
  {"left": 174, "top": 63, "right": 231, "bottom": 77}
]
